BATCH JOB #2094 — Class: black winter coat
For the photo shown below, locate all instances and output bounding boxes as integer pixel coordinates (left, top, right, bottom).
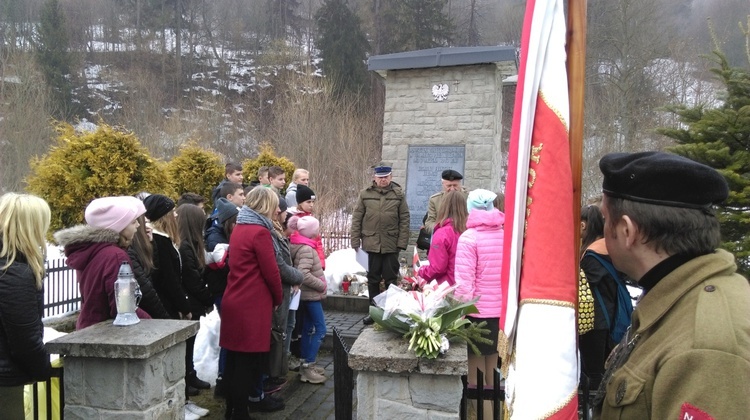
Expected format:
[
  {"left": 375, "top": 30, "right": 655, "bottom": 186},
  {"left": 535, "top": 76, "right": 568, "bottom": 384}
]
[
  {"left": 179, "top": 243, "right": 214, "bottom": 318},
  {"left": 0, "top": 253, "right": 50, "bottom": 386},
  {"left": 126, "top": 247, "right": 171, "bottom": 319},
  {"left": 151, "top": 232, "right": 190, "bottom": 319}
]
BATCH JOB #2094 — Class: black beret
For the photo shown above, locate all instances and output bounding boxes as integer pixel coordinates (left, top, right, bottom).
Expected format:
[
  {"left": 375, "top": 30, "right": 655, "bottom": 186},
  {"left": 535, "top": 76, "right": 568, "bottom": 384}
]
[
  {"left": 599, "top": 151, "right": 728, "bottom": 209},
  {"left": 442, "top": 169, "right": 463, "bottom": 181},
  {"left": 143, "top": 194, "right": 175, "bottom": 221},
  {"left": 296, "top": 185, "right": 316, "bottom": 204}
]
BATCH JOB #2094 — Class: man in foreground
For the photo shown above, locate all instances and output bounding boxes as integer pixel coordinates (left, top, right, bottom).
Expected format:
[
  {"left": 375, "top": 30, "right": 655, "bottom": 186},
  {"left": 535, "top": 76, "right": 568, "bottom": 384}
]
[{"left": 594, "top": 151, "right": 750, "bottom": 419}]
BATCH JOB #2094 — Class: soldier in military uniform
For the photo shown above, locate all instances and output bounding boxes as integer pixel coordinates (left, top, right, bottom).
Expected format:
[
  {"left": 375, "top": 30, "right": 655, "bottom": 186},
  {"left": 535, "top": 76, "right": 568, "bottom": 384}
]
[
  {"left": 423, "top": 169, "right": 465, "bottom": 234},
  {"left": 594, "top": 151, "right": 750, "bottom": 419},
  {"left": 350, "top": 164, "right": 410, "bottom": 325}
]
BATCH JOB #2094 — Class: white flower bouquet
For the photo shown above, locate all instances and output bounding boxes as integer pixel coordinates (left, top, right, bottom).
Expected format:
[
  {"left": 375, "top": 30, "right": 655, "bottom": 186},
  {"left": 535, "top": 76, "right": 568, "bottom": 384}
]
[{"left": 369, "top": 279, "right": 492, "bottom": 359}]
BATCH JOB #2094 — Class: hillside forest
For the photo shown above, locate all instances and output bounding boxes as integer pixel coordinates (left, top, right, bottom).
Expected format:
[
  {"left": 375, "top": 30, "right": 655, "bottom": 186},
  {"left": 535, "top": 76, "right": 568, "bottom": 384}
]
[{"left": 0, "top": 0, "right": 748, "bottom": 202}]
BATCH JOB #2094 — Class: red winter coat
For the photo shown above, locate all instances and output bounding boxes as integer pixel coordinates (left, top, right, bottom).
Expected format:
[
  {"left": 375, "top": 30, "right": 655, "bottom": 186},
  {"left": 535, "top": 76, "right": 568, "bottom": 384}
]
[
  {"left": 220, "top": 223, "right": 283, "bottom": 352},
  {"left": 54, "top": 225, "right": 151, "bottom": 330}
]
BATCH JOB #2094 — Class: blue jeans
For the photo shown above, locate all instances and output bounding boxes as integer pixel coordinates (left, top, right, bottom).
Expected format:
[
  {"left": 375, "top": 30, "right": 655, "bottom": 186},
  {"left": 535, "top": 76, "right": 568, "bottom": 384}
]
[{"left": 300, "top": 301, "right": 326, "bottom": 364}]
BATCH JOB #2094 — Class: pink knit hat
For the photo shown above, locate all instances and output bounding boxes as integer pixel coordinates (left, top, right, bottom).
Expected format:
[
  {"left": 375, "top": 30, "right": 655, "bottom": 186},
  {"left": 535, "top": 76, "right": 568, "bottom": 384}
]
[
  {"left": 289, "top": 215, "right": 320, "bottom": 239},
  {"left": 85, "top": 196, "right": 146, "bottom": 233}
]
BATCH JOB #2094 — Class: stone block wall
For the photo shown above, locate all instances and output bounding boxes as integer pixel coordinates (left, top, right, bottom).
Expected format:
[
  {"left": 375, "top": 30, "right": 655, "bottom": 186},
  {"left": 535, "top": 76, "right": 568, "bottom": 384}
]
[
  {"left": 357, "top": 371, "right": 463, "bottom": 419},
  {"left": 349, "top": 328, "right": 468, "bottom": 420},
  {"left": 63, "top": 343, "right": 186, "bottom": 419},
  {"left": 381, "top": 62, "right": 516, "bottom": 193}
]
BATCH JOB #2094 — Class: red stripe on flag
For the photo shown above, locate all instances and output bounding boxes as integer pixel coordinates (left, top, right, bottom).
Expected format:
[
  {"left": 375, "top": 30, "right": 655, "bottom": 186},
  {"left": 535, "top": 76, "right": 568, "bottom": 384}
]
[{"left": 519, "top": 95, "right": 576, "bottom": 303}]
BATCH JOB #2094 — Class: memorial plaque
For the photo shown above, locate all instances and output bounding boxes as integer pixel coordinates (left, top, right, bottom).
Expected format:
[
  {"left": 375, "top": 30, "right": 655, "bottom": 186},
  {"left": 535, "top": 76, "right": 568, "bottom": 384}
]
[{"left": 406, "top": 146, "right": 465, "bottom": 230}]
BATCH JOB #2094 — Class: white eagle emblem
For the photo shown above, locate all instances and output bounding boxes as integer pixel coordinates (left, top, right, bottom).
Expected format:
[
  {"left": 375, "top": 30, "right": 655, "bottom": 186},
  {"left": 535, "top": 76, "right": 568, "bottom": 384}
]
[{"left": 432, "top": 83, "right": 449, "bottom": 101}]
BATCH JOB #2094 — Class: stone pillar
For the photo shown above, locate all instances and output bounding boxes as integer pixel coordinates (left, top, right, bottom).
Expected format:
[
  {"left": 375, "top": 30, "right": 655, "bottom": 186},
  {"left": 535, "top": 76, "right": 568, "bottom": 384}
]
[
  {"left": 46, "top": 319, "right": 199, "bottom": 419},
  {"left": 349, "top": 328, "right": 468, "bottom": 419}
]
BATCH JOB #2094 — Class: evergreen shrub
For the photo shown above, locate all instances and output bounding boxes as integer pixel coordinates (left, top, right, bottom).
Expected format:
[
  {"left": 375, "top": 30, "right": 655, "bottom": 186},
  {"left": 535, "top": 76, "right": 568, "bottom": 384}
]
[
  {"left": 26, "top": 122, "right": 170, "bottom": 233},
  {"left": 242, "top": 143, "right": 296, "bottom": 192},
  {"left": 166, "top": 142, "right": 224, "bottom": 211}
]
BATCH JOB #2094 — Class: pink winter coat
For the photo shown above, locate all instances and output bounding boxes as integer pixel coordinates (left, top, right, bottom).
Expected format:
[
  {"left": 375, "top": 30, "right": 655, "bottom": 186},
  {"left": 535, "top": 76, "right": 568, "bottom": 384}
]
[
  {"left": 418, "top": 218, "right": 460, "bottom": 286},
  {"left": 454, "top": 208, "right": 504, "bottom": 319}
]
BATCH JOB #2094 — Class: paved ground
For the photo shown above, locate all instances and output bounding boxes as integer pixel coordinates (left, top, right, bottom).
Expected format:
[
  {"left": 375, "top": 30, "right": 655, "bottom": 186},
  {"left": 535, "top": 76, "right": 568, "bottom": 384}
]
[{"left": 190, "top": 310, "right": 367, "bottom": 419}]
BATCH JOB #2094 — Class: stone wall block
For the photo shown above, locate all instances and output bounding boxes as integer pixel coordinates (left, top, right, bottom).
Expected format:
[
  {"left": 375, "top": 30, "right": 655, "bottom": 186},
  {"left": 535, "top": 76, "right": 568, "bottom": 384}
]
[
  {"left": 163, "top": 342, "right": 185, "bottom": 384},
  {"left": 446, "top": 106, "right": 472, "bottom": 116},
  {"left": 83, "top": 358, "right": 126, "bottom": 408},
  {"left": 375, "top": 373, "right": 412, "bottom": 404},
  {"left": 64, "top": 405, "right": 101, "bottom": 420},
  {"left": 143, "top": 393, "right": 183, "bottom": 420},
  {"left": 63, "top": 358, "right": 85, "bottom": 405},
  {"left": 356, "top": 372, "right": 376, "bottom": 420},
  {"left": 428, "top": 410, "right": 461, "bottom": 420},
  {"left": 127, "top": 355, "right": 164, "bottom": 410},
  {"left": 378, "top": 399, "right": 429, "bottom": 418},
  {"left": 425, "top": 103, "right": 449, "bottom": 117},
  {"left": 409, "top": 374, "right": 462, "bottom": 412}
]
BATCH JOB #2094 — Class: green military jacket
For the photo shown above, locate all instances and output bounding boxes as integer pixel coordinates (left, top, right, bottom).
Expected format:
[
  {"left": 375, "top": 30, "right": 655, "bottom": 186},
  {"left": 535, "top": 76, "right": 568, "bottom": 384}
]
[
  {"left": 424, "top": 188, "right": 467, "bottom": 234},
  {"left": 350, "top": 182, "right": 410, "bottom": 253},
  {"left": 597, "top": 249, "right": 750, "bottom": 419}
]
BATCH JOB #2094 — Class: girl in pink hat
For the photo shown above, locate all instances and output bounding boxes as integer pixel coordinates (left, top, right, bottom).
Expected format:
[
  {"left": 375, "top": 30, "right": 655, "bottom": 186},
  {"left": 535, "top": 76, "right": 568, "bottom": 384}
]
[{"left": 54, "top": 196, "right": 152, "bottom": 330}]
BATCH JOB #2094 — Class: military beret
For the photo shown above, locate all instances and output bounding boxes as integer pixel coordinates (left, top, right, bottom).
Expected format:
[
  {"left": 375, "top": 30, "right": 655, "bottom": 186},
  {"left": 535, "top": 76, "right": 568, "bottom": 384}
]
[
  {"left": 599, "top": 151, "right": 728, "bottom": 209},
  {"left": 441, "top": 169, "right": 463, "bottom": 181}
]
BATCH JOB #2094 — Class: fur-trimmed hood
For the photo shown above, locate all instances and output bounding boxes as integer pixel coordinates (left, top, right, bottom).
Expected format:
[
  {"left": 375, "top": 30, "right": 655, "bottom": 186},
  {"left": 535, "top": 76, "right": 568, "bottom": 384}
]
[
  {"left": 54, "top": 224, "right": 120, "bottom": 248},
  {"left": 54, "top": 225, "right": 122, "bottom": 272}
]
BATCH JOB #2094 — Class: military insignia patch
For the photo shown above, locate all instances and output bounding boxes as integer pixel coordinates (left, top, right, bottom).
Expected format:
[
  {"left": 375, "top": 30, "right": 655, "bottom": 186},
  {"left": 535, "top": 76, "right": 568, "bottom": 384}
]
[{"left": 680, "top": 402, "right": 714, "bottom": 420}]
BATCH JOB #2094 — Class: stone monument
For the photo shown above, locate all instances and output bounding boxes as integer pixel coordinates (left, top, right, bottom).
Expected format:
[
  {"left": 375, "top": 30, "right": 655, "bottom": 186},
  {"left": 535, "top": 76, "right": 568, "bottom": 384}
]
[{"left": 369, "top": 46, "right": 517, "bottom": 228}]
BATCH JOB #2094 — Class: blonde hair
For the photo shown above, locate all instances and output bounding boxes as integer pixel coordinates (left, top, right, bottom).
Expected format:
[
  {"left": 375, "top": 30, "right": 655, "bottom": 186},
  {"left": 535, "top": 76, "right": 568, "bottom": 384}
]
[
  {"left": 245, "top": 186, "right": 279, "bottom": 219},
  {"left": 0, "top": 193, "right": 51, "bottom": 289},
  {"left": 152, "top": 211, "right": 180, "bottom": 246},
  {"left": 292, "top": 168, "right": 309, "bottom": 182}
]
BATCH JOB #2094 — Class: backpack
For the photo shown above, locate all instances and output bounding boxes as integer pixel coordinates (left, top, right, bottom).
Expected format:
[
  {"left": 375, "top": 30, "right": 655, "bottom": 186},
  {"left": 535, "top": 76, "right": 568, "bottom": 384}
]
[{"left": 584, "top": 251, "right": 634, "bottom": 344}]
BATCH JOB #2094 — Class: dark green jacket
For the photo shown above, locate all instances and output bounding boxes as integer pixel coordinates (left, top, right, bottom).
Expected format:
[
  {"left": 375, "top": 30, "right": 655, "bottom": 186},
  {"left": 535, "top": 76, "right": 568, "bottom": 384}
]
[
  {"left": 350, "top": 182, "right": 410, "bottom": 253},
  {"left": 597, "top": 250, "right": 750, "bottom": 419}
]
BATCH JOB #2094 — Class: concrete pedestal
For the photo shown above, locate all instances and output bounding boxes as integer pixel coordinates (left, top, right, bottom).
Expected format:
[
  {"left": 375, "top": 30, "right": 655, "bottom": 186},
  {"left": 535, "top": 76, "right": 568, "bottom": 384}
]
[
  {"left": 349, "top": 328, "right": 468, "bottom": 419},
  {"left": 46, "top": 319, "right": 199, "bottom": 419}
]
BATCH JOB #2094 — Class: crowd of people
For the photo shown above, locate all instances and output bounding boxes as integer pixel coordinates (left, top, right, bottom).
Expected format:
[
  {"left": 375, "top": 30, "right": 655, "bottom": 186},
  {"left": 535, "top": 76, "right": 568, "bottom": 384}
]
[{"left": 1, "top": 151, "right": 749, "bottom": 420}]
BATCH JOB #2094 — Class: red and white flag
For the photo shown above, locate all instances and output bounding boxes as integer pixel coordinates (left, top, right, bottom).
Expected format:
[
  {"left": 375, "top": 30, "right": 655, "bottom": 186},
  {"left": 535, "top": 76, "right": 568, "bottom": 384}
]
[{"left": 501, "top": 0, "right": 579, "bottom": 418}]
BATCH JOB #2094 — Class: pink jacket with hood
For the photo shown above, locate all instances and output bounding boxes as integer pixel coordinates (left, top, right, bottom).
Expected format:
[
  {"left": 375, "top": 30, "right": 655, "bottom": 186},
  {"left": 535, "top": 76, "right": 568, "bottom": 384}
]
[
  {"left": 418, "top": 218, "right": 460, "bottom": 286},
  {"left": 454, "top": 208, "right": 504, "bottom": 318}
]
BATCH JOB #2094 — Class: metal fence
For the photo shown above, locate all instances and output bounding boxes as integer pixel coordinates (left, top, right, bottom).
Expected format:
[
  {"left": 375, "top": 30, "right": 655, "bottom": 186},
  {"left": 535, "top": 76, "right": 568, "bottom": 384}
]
[
  {"left": 41, "top": 229, "right": 351, "bottom": 319},
  {"left": 31, "top": 365, "right": 64, "bottom": 419},
  {"left": 321, "top": 230, "right": 351, "bottom": 257},
  {"left": 44, "top": 258, "right": 80, "bottom": 319},
  {"left": 332, "top": 326, "right": 354, "bottom": 420},
  {"left": 460, "top": 368, "right": 505, "bottom": 420}
]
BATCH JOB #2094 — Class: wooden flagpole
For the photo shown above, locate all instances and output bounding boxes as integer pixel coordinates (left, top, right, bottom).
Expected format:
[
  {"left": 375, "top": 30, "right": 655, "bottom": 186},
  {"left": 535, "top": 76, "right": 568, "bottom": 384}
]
[{"left": 567, "top": 0, "right": 587, "bottom": 255}]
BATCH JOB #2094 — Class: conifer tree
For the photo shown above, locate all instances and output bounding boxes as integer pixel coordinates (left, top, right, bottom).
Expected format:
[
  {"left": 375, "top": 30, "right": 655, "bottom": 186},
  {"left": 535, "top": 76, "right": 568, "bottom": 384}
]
[
  {"left": 657, "top": 51, "right": 750, "bottom": 276},
  {"left": 389, "top": 0, "right": 454, "bottom": 53},
  {"left": 315, "top": 0, "right": 370, "bottom": 98},
  {"left": 35, "top": 0, "right": 75, "bottom": 119}
]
